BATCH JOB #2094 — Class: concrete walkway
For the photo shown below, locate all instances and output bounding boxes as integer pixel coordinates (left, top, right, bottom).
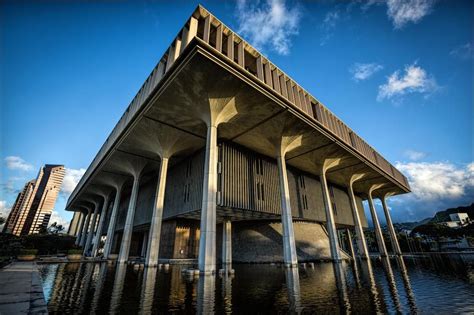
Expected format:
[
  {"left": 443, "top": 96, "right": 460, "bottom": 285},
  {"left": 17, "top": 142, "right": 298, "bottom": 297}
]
[{"left": 0, "top": 261, "right": 48, "bottom": 314}]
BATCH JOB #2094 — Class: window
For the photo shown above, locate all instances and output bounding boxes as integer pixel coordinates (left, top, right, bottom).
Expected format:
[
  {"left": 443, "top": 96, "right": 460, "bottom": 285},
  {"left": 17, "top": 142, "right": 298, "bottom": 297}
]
[{"left": 256, "top": 158, "right": 264, "bottom": 175}]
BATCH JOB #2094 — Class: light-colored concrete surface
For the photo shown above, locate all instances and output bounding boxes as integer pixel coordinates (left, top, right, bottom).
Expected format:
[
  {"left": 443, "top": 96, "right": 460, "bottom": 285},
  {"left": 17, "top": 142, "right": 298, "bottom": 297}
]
[
  {"left": 368, "top": 185, "right": 388, "bottom": 257},
  {"left": 0, "top": 261, "right": 48, "bottom": 314},
  {"left": 381, "top": 195, "right": 403, "bottom": 255}
]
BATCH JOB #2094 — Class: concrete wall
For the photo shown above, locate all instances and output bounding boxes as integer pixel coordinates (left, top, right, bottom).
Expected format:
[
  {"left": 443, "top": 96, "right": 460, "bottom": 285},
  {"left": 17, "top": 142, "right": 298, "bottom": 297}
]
[{"left": 227, "top": 220, "right": 349, "bottom": 263}]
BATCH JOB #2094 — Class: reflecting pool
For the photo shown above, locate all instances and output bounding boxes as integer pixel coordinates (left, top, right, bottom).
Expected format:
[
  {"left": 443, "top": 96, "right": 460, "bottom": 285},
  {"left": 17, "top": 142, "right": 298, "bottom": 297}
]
[{"left": 39, "top": 254, "right": 474, "bottom": 314}]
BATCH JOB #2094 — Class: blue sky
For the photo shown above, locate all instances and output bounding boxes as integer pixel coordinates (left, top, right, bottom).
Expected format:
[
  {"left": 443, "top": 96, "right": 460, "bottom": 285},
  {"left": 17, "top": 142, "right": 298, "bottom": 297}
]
[{"left": 1, "top": 0, "right": 473, "bottom": 229}]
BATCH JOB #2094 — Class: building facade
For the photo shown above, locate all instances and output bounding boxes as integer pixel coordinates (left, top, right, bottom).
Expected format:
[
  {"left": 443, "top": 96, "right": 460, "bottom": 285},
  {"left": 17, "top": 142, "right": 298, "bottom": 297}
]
[
  {"left": 3, "top": 164, "right": 65, "bottom": 236},
  {"left": 67, "top": 6, "right": 410, "bottom": 272}
]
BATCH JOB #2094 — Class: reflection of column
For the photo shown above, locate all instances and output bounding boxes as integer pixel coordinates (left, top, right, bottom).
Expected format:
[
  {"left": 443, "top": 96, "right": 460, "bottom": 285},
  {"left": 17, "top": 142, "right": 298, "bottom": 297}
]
[
  {"left": 395, "top": 256, "right": 417, "bottom": 313},
  {"left": 381, "top": 256, "right": 402, "bottom": 313},
  {"left": 333, "top": 262, "right": 351, "bottom": 313},
  {"left": 348, "top": 175, "right": 370, "bottom": 258},
  {"left": 199, "top": 125, "right": 218, "bottom": 274},
  {"left": 346, "top": 229, "right": 356, "bottom": 260},
  {"left": 222, "top": 219, "right": 232, "bottom": 269},
  {"left": 320, "top": 167, "right": 341, "bottom": 261},
  {"left": 145, "top": 157, "right": 169, "bottom": 266},
  {"left": 90, "top": 263, "right": 108, "bottom": 312},
  {"left": 103, "top": 184, "right": 124, "bottom": 259},
  {"left": 221, "top": 273, "right": 233, "bottom": 313},
  {"left": 78, "top": 263, "right": 96, "bottom": 313},
  {"left": 284, "top": 267, "right": 301, "bottom": 313},
  {"left": 359, "top": 259, "right": 383, "bottom": 313},
  {"left": 277, "top": 155, "right": 298, "bottom": 267},
  {"left": 139, "top": 267, "right": 158, "bottom": 314},
  {"left": 197, "top": 275, "right": 216, "bottom": 314},
  {"left": 79, "top": 210, "right": 92, "bottom": 248},
  {"left": 110, "top": 264, "right": 127, "bottom": 314},
  {"left": 84, "top": 202, "right": 100, "bottom": 256},
  {"left": 92, "top": 196, "right": 110, "bottom": 257},
  {"left": 118, "top": 176, "right": 140, "bottom": 264},
  {"left": 75, "top": 213, "right": 85, "bottom": 245},
  {"left": 367, "top": 189, "right": 388, "bottom": 257},
  {"left": 381, "top": 196, "right": 402, "bottom": 255}
]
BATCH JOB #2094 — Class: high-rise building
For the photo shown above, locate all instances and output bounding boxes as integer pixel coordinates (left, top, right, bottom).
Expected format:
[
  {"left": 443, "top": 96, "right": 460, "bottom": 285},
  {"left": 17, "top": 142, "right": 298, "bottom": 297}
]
[{"left": 3, "top": 164, "right": 65, "bottom": 236}]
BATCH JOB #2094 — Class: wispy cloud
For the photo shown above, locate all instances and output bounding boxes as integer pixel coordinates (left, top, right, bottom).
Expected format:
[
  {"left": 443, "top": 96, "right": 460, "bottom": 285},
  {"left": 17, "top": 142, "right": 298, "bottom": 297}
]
[
  {"left": 235, "top": 0, "right": 301, "bottom": 55},
  {"left": 377, "top": 62, "right": 438, "bottom": 102},
  {"left": 390, "top": 161, "right": 474, "bottom": 221},
  {"left": 60, "top": 168, "right": 86, "bottom": 197},
  {"left": 4, "top": 156, "right": 33, "bottom": 171},
  {"left": 450, "top": 43, "right": 474, "bottom": 60},
  {"left": 387, "top": 0, "right": 435, "bottom": 29},
  {"left": 319, "top": 9, "right": 340, "bottom": 46},
  {"left": 404, "top": 149, "right": 427, "bottom": 161},
  {"left": 350, "top": 63, "right": 383, "bottom": 81}
]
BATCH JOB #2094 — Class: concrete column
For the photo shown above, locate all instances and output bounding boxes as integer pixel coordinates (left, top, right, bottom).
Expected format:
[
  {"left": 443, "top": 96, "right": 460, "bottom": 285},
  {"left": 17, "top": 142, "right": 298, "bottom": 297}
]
[
  {"left": 141, "top": 231, "right": 148, "bottom": 258},
  {"left": 320, "top": 170, "right": 341, "bottom": 261},
  {"left": 75, "top": 212, "right": 86, "bottom": 245},
  {"left": 222, "top": 219, "right": 232, "bottom": 268},
  {"left": 79, "top": 210, "right": 92, "bottom": 248},
  {"left": 145, "top": 158, "right": 169, "bottom": 267},
  {"left": 346, "top": 229, "right": 356, "bottom": 260},
  {"left": 91, "top": 196, "right": 110, "bottom": 257},
  {"left": 198, "top": 125, "right": 218, "bottom": 273},
  {"left": 348, "top": 176, "right": 369, "bottom": 259},
  {"left": 84, "top": 203, "right": 100, "bottom": 256},
  {"left": 367, "top": 192, "right": 388, "bottom": 257},
  {"left": 118, "top": 176, "right": 141, "bottom": 264},
  {"left": 277, "top": 155, "right": 298, "bottom": 267},
  {"left": 381, "top": 196, "right": 402, "bottom": 255},
  {"left": 103, "top": 184, "right": 124, "bottom": 259}
]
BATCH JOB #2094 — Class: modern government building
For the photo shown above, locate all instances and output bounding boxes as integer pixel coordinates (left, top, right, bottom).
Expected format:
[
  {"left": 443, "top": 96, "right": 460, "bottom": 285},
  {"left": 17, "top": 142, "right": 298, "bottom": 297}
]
[{"left": 67, "top": 5, "right": 410, "bottom": 274}]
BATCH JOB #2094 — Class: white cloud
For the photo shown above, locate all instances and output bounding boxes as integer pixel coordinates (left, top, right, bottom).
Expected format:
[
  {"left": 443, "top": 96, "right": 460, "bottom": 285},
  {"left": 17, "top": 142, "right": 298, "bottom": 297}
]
[
  {"left": 4, "top": 156, "right": 33, "bottom": 171},
  {"left": 49, "top": 210, "right": 70, "bottom": 231},
  {"left": 0, "top": 200, "right": 10, "bottom": 229},
  {"left": 387, "top": 0, "right": 435, "bottom": 29},
  {"left": 60, "top": 168, "right": 86, "bottom": 197},
  {"left": 450, "top": 43, "right": 474, "bottom": 60},
  {"left": 350, "top": 63, "right": 383, "bottom": 81},
  {"left": 396, "top": 161, "right": 473, "bottom": 201},
  {"left": 403, "top": 149, "right": 427, "bottom": 161},
  {"left": 323, "top": 10, "right": 340, "bottom": 29},
  {"left": 390, "top": 161, "right": 474, "bottom": 222},
  {"left": 377, "top": 62, "right": 438, "bottom": 101},
  {"left": 236, "top": 0, "right": 301, "bottom": 55}
]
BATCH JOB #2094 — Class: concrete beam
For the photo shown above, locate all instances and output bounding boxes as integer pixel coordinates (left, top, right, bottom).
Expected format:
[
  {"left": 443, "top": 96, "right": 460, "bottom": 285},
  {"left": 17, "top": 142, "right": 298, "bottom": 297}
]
[
  {"left": 348, "top": 173, "right": 370, "bottom": 259},
  {"left": 367, "top": 184, "right": 388, "bottom": 257},
  {"left": 381, "top": 194, "right": 402, "bottom": 255}
]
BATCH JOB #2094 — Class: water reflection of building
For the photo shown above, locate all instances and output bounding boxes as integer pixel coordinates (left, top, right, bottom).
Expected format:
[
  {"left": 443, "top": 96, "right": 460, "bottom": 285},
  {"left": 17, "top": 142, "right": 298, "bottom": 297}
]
[{"left": 65, "top": 5, "right": 409, "bottom": 273}]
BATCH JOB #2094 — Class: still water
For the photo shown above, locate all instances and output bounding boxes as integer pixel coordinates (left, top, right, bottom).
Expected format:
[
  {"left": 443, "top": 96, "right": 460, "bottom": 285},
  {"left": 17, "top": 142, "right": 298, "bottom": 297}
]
[{"left": 39, "top": 255, "right": 474, "bottom": 314}]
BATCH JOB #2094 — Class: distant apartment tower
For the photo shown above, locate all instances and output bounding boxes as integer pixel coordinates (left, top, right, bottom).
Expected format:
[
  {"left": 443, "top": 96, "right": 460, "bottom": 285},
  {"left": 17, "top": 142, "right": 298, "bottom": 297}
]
[{"left": 3, "top": 165, "right": 65, "bottom": 235}]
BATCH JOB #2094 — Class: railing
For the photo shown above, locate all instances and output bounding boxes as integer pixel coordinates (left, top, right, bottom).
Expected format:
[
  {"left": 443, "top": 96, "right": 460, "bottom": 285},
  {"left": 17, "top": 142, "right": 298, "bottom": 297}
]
[{"left": 68, "top": 5, "right": 409, "bottom": 206}]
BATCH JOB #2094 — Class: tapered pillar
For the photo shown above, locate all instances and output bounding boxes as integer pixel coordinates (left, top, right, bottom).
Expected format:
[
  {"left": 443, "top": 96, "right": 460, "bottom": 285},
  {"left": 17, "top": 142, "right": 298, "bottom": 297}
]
[
  {"left": 367, "top": 188, "right": 388, "bottom": 257},
  {"left": 381, "top": 196, "right": 402, "bottom": 255},
  {"left": 79, "top": 210, "right": 92, "bottom": 248},
  {"left": 75, "top": 212, "right": 86, "bottom": 245},
  {"left": 145, "top": 157, "right": 169, "bottom": 267},
  {"left": 222, "top": 219, "right": 232, "bottom": 268},
  {"left": 346, "top": 229, "right": 356, "bottom": 260},
  {"left": 348, "top": 175, "right": 370, "bottom": 259},
  {"left": 320, "top": 166, "right": 341, "bottom": 261},
  {"left": 198, "top": 125, "right": 218, "bottom": 273},
  {"left": 84, "top": 202, "right": 100, "bottom": 256},
  {"left": 118, "top": 176, "right": 141, "bottom": 264},
  {"left": 91, "top": 196, "right": 110, "bottom": 257},
  {"left": 103, "top": 183, "right": 124, "bottom": 259},
  {"left": 277, "top": 155, "right": 298, "bottom": 267}
]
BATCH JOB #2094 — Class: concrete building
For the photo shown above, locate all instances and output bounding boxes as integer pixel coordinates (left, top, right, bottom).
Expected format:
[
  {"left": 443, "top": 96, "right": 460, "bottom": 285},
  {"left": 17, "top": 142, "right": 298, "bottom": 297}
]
[
  {"left": 3, "top": 165, "right": 65, "bottom": 236},
  {"left": 66, "top": 6, "right": 410, "bottom": 272}
]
